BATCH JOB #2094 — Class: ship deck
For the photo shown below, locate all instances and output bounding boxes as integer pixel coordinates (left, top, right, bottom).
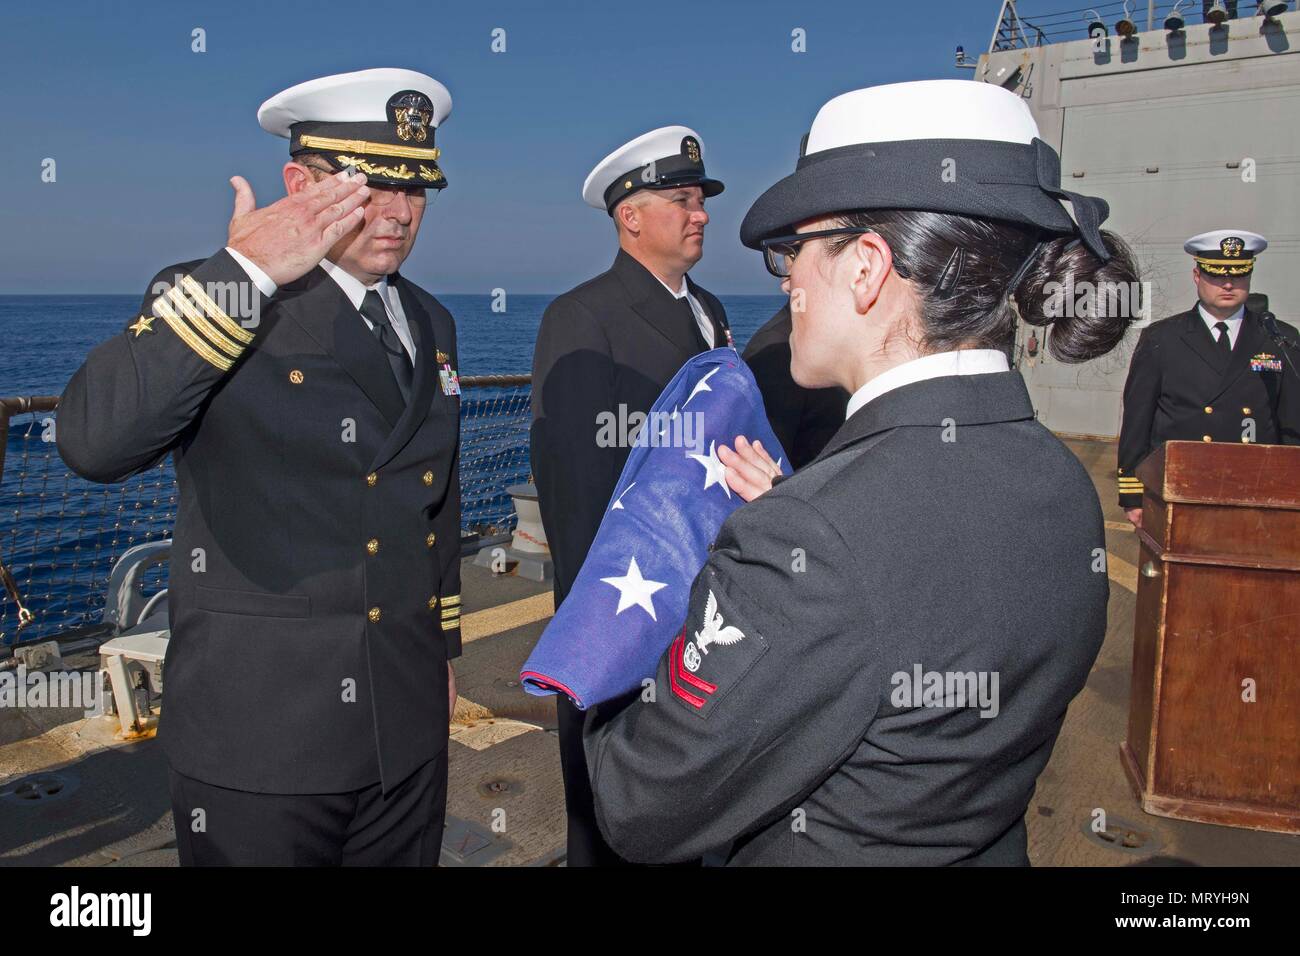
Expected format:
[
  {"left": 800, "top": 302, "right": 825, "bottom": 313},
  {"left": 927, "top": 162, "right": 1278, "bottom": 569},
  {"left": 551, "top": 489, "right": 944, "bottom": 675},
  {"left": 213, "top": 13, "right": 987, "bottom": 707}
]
[{"left": 1, "top": 437, "right": 1297, "bottom": 867}]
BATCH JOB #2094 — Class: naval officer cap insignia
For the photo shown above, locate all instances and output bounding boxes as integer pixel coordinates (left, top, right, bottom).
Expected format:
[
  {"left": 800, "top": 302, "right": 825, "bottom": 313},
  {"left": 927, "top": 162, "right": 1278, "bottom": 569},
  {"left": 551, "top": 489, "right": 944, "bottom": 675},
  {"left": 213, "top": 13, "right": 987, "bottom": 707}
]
[
  {"left": 582, "top": 125, "right": 724, "bottom": 215},
  {"left": 740, "top": 79, "right": 1113, "bottom": 263},
  {"left": 257, "top": 68, "right": 452, "bottom": 188},
  {"left": 1185, "top": 229, "right": 1266, "bottom": 276}
]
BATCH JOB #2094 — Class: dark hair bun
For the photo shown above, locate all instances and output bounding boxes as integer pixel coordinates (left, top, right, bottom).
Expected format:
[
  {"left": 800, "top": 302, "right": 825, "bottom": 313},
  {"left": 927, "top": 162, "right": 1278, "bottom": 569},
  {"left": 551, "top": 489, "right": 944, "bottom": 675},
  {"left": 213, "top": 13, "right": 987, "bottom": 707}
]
[{"left": 1015, "top": 231, "right": 1143, "bottom": 363}]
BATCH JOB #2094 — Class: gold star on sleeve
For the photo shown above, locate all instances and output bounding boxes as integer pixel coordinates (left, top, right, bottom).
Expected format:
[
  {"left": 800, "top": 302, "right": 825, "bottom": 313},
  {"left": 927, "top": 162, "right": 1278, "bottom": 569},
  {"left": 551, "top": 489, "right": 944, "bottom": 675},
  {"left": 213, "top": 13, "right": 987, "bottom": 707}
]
[{"left": 128, "top": 314, "right": 156, "bottom": 337}]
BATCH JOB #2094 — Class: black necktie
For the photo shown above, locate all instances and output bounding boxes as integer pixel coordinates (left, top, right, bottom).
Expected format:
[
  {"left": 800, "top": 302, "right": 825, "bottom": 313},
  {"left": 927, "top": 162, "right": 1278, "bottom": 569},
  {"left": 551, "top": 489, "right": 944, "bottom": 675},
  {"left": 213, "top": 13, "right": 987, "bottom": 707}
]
[
  {"left": 360, "top": 289, "right": 413, "bottom": 403},
  {"left": 1214, "top": 321, "right": 1232, "bottom": 361},
  {"left": 678, "top": 295, "right": 712, "bottom": 352}
]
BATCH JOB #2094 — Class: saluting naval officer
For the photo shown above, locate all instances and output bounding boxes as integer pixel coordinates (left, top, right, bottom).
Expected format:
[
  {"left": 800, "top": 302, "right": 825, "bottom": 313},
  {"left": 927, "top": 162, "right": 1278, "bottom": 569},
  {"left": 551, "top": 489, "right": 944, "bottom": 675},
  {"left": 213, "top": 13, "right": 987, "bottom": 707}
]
[
  {"left": 530, "top": 126, "right": 731, "bottom": 866},
  {"left": 583, "top": 80, "right": 1142, "bottom": 865},
  {"left": 57, "top": 69, "right": 464, "bottom": 865},
  {"left": 1118, "top": 230, "right": 1300, "bottom": 524}
]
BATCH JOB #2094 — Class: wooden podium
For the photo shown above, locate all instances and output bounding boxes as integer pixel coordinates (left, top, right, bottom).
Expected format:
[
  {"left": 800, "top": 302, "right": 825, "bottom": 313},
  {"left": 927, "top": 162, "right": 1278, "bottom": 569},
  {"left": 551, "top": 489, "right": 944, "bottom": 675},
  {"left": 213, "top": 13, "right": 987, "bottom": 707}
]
[{"left": 1121, "top": 441, "right": 1300, "bottom": 833}]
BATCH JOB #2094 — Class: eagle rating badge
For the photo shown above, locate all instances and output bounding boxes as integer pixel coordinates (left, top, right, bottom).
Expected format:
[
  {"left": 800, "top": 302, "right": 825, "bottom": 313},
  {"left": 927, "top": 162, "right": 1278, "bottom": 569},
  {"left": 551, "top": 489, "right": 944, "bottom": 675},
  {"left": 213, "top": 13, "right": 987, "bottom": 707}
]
[
  {"left": 683, "top": 589, "right": 744, "bottom": 672},
  {"left": 669, "top": 585, "right": 769, "bottom": 717}
]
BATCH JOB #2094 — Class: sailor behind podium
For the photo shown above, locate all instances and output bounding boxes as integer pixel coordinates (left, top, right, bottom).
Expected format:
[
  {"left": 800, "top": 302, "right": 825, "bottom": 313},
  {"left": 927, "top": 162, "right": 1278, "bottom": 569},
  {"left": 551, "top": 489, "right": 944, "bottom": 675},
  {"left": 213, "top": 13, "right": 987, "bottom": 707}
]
[
  {"left": 583, "top": 80, "right": 1145, "bottom": 864},
  {"left": 1117, "top": 230, "right": 1300, "bottom": 526},
  {"left": 56, "top": 68, "right": 464, "bottom": 865},
  {"left": 530, "top": 126, "right": 731, "bottom": 866}
]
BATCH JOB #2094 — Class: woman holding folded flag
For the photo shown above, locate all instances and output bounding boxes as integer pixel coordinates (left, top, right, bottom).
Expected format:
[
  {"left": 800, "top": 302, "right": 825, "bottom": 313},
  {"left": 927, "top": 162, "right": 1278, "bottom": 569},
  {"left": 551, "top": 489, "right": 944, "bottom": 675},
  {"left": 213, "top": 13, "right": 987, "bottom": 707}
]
[{"left": 583, "top": 80, "right": 1141, "bottom": 865}]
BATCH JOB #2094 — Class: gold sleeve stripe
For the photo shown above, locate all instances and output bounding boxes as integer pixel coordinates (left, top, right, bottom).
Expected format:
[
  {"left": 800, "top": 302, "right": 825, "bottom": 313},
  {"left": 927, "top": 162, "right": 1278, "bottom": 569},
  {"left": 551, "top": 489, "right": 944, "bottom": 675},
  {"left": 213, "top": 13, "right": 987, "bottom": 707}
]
[
  {"left": 440, "top": 620, "right": 460, "bottom": 631},
  {"left": 441, "top": 609, "right": 460, "bottom": 620},
  {"left": 440, "top": 595, "right": 461, "bottom": 607},
  {"left": 153, "top": 297, "right": 233, "bottom": 371},
  {"left": 181, "top": 275, "right": 255, "bottom": 344},
  {"left": 164, "top": 287, "right": 244, "bottom": 358}
]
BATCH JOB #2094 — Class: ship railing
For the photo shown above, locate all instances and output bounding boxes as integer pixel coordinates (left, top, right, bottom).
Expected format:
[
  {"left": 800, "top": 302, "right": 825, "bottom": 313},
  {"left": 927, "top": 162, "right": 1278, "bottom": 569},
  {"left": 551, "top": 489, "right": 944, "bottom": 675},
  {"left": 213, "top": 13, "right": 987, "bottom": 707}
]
[
  {"left": 0, "top": 376, "right": 533, "bottom": 648},
  {"left": 986, "top": 1, "right": 1262, "bottom": 52}
]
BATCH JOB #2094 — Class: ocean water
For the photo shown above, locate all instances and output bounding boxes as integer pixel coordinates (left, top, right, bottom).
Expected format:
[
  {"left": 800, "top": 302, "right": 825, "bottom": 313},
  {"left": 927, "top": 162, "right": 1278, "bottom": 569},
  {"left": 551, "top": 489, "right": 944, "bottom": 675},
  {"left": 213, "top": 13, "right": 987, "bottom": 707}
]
[
  {"left": 0, "top": 292, "right": 786, "bottom": 644},
  {"left": 0, "top": 293, "right": 786, "bottom": 395}
]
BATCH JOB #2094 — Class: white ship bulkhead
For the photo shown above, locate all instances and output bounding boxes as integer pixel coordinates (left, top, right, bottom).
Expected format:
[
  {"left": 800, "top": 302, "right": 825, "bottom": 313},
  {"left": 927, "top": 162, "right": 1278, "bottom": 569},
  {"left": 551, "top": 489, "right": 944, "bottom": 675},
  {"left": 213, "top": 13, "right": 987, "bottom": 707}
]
[{"left": 977, "top": 7, "right": 1300, "bottom": 438}]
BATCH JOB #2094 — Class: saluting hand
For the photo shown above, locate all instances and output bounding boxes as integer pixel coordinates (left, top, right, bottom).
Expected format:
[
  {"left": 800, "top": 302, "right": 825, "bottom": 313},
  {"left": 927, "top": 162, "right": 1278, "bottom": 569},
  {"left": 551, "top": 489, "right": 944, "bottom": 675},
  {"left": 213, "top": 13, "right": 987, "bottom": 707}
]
[
  {"left": 718, "top": 435, "right": 782, "bottom": 502},
  {"left": 226, "top": 170, "right": 370, "bottom": 287}
]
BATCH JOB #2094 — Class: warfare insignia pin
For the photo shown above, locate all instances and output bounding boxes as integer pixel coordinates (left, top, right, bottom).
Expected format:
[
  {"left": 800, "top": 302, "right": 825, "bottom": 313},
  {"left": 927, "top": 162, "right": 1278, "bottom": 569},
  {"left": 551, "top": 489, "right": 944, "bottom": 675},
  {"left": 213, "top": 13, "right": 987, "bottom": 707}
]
[
  {"left": 1251, "top": 352, "right": 1283, "bottom": 372},
  {"left": 436, "top": 350, "right": 449, "bottom": 365},
  {"left": 128, "top": 315, "right": 156, "bottom": 338}
]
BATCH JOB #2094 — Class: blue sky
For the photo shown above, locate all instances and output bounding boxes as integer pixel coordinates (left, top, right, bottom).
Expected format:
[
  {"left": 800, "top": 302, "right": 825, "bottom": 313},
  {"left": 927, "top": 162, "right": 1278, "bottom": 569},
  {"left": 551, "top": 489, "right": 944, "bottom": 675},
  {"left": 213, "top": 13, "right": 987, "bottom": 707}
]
[{"left": 3, "top": 0, "right": 1007, "bottom": 294}]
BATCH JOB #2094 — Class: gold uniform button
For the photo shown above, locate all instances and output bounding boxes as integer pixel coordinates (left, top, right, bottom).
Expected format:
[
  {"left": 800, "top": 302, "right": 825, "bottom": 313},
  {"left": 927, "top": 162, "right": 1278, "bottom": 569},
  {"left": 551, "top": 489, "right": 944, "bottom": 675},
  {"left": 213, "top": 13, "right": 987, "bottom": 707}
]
[
  {"left": 368, "top": 606, "right": 382, "bottom": 623},
  {"left": 1202, "top": 435, "right": 1213, "bottom": 442},
  {"left": 428, "top": 596, "right": 437, "bottom": 610},
  {"left": 366, "top": 538, "right": 380, "bottom": 556},
  {"left": 289, "top": 370, "right": 304, "bottom": 384},
  {"left": 366, "top": 472, "right": 378, "bottom": 487},
  {"left": 426, "top": 532, "right": 436, "bottom": 547},
  {"left": 1204, "top": 406, "right": 1213, "bottom": 414},
  {"left": 1242, "top": 407, "right": 1251, "bottom": 415},
  {"left": 422, "top": 470, "right": 434, "bottom": 486}
]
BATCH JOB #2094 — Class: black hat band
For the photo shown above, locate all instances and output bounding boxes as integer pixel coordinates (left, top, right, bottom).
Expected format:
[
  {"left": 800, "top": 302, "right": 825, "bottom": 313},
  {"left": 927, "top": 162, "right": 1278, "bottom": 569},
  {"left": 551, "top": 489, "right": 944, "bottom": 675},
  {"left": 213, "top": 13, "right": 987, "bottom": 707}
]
[
  {"left": 602, "top": 153, "right": 721, "bottom": 213},
  {"left": 740, "top": 137, "right": 1111, "bottom": 263}
]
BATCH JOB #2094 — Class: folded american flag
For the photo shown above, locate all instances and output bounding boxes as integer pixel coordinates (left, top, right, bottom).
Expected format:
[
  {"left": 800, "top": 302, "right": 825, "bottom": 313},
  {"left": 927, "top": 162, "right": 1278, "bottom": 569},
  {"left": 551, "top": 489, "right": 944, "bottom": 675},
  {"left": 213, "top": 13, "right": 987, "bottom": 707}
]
[{"left": 521, "top": 347, "right": 790, "bottom": 710}]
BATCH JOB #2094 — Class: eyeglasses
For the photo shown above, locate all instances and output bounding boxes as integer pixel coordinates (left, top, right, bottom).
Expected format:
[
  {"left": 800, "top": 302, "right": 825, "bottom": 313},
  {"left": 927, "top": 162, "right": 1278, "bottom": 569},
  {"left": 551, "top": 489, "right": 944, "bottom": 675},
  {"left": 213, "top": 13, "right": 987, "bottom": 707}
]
[
  {"left": 758, "top": 228, "right": 912, "bottom": 280},
  {"left": 302, "top": 163, "right": 429, "bottom": 208}
]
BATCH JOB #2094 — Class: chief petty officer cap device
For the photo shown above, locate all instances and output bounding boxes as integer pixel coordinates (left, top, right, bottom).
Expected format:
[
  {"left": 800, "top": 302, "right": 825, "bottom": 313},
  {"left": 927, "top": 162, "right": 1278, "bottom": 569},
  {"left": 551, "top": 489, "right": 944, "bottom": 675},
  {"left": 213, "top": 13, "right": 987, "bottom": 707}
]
[
  {"left": 583, "top": 125, "right": 724, "bottom": 214},
  {"left": 1184, "top": 229, "right": 1267, "bottom": 276},
  {"left": 258, "top": 67, "right": 453, "bottom": 189},
  {"left": 740, "top": 80, "right": 1114, "bottom": 288}
]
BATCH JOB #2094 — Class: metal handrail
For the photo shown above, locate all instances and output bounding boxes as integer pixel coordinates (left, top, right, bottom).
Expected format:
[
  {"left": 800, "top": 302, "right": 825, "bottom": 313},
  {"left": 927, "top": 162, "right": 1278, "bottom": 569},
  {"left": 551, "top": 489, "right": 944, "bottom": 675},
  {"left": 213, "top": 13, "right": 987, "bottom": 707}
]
[
  {"left": 0, "top": 396, "right": 59, "bottom": 481},
  {"left": 1, "top": 377, "right": 534, "bottom": 646},
  {"left": 0, "top": 382, "right": 528, "bottom": 477}
]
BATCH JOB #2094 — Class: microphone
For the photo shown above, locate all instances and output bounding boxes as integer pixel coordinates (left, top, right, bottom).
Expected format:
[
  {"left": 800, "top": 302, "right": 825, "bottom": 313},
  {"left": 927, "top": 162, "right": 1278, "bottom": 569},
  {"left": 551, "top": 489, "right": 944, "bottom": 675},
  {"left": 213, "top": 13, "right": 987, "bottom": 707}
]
[{"left": 1260, "top": 310, "right": 1300, "bottom": 382}]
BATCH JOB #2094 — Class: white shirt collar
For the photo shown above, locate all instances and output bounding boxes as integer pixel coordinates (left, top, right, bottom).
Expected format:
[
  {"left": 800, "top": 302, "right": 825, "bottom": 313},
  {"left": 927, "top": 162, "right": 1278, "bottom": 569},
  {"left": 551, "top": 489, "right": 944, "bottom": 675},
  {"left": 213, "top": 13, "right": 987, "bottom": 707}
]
[
  {"left": 654, "top": 274, "right": 689, "bottom": 299},
  {"left": 320, "top": 258, "right": 389, "bottom": 310},
  {"left": 1197, "top": 302, "right": 1245, "bottom": 328},
  {"left": 845, "top": 349, "right": 1010, "bottom": 420}
]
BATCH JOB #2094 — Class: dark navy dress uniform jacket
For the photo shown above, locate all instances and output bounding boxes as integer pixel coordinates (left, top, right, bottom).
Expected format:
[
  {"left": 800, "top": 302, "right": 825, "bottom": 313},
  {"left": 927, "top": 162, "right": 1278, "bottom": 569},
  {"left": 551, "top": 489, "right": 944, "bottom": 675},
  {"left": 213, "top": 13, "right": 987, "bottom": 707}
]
[
  {"left": 1117, "top": 306, "right": 1300, "bottom": 507},
  {"left": 585, "top": 370, "right": 1109, "bottom": 865},
  {"left": 57, "top": 250, "right": 463, "bottom": 795}
]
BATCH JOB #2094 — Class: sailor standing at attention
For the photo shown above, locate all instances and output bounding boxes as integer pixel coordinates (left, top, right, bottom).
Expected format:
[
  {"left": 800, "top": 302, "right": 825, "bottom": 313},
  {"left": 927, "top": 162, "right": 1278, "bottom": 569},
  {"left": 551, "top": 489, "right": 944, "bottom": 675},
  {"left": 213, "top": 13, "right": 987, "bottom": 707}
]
[
  {"left": 1117, "top": 230, "right": 1300, "bottom": 525},
  {"left": 530, "top": 126, "right": 731, "bottom": 866},
  {"left": 57, "top": 69, "right": 464, "bottom": 865},
  {"left": 583, "top": 80, "right": 1142, "bottom": 865}
]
